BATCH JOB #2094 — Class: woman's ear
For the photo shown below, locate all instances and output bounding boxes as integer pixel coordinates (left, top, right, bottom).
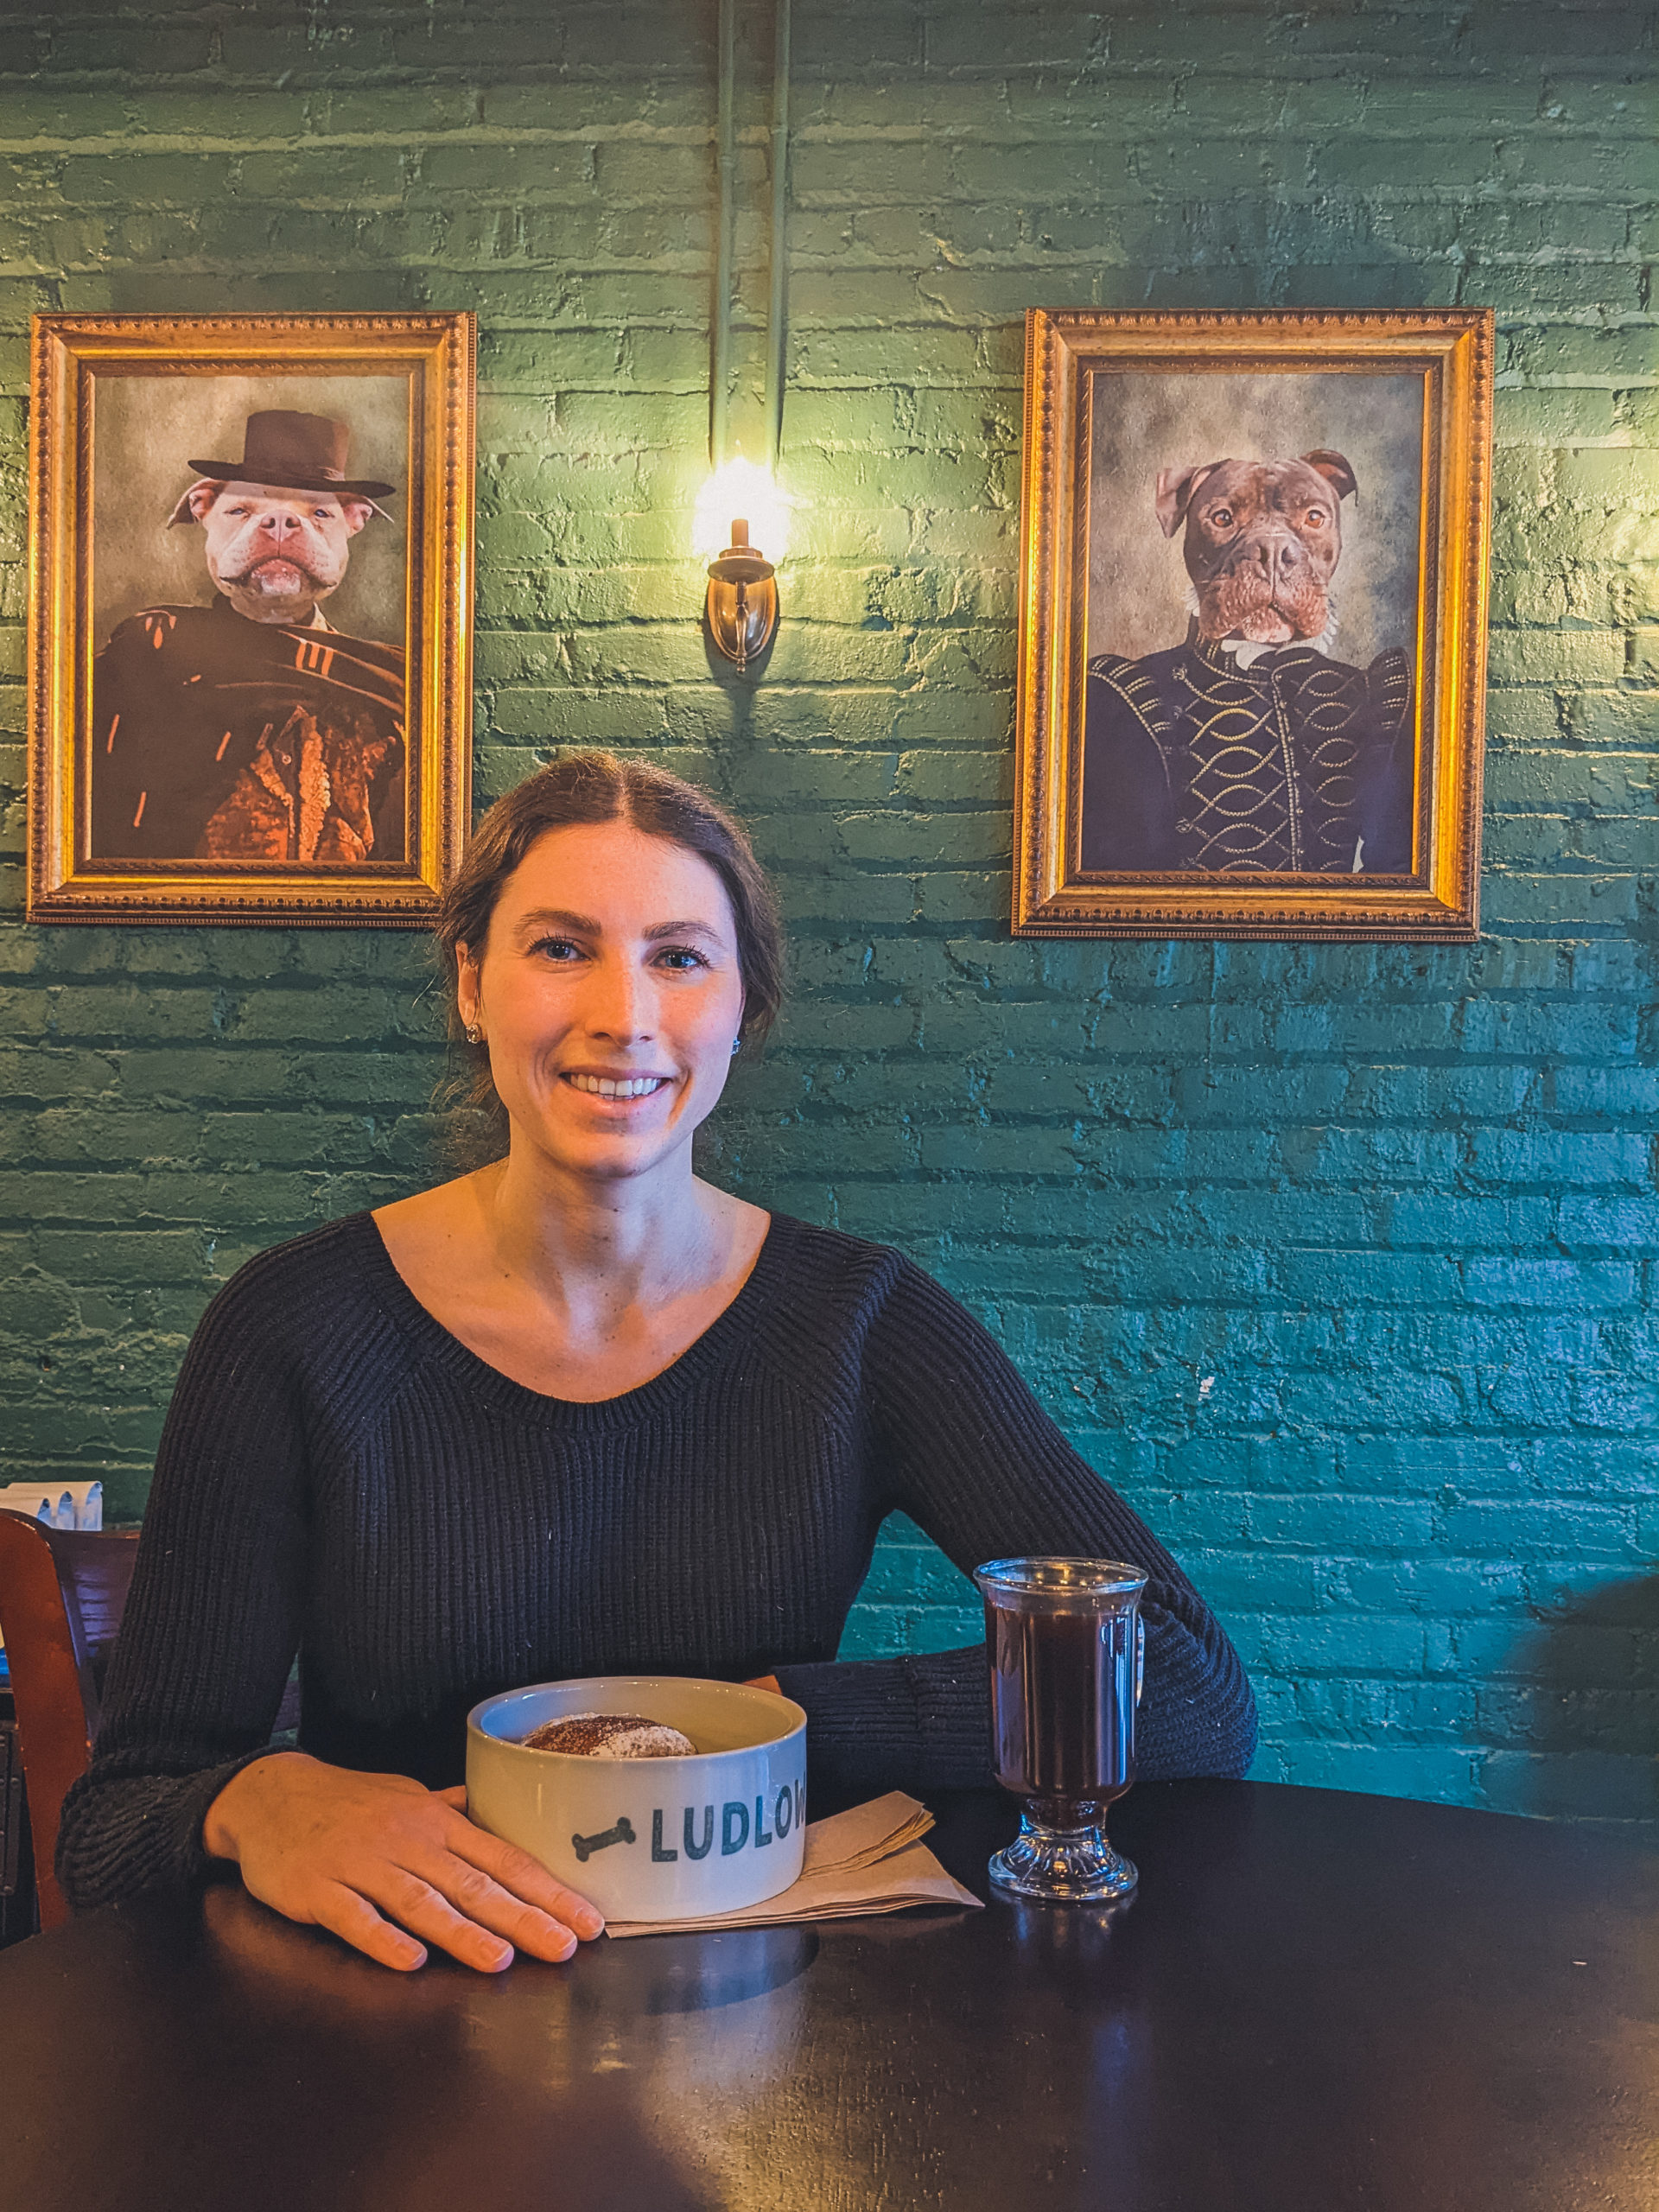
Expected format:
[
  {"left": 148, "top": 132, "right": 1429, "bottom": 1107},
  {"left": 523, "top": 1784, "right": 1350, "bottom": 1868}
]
[{"left": 455, "top": 942, "right": 482, "bottom": 1030}]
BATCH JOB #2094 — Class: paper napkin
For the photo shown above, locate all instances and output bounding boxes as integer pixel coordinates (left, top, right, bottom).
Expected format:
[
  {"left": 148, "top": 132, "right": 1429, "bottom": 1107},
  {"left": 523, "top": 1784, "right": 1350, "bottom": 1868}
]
[{"left": 604, "top": 1790, "right": 982, "bottom": 1938}]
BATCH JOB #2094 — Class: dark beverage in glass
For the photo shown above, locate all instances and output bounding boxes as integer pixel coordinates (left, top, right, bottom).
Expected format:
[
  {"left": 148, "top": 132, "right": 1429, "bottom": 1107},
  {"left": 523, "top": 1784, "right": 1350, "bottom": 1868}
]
[{"left": 974, "top": 1558, "right": 1146, "bottom": 1903}]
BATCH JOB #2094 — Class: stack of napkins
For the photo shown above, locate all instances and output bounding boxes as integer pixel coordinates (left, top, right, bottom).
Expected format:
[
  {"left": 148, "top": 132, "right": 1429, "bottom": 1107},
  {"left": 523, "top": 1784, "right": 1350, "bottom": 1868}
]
[
  {"left": 606, "top": 1791, "right": 982, "bottom": 1939},
  {"left": 0, "top": 1480, "right": 103, "bottom": 1530}
]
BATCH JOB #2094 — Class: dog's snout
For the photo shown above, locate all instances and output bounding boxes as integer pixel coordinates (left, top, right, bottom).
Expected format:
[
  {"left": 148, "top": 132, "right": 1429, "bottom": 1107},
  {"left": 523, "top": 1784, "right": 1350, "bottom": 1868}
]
[{"left": 1222, "top": 526, "right": 1308, "bottom": 582}]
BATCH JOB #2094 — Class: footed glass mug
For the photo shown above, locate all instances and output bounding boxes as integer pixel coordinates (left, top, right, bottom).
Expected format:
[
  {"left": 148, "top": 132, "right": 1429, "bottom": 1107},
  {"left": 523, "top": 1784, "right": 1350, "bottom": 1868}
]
[{"left": 973, "top": 1557, "right": 1147, "bottom": 1903}]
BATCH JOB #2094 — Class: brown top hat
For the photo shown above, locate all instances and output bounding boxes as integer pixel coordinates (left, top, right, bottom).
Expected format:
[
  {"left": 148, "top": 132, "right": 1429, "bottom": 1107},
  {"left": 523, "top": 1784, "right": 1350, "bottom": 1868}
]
[{"left": 187, "top": 410, "right": 396, "bottom": 499}]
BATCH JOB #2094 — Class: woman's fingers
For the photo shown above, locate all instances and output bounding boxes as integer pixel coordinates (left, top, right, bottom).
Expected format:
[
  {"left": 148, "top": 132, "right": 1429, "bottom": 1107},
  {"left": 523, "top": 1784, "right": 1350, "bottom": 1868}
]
[
  {"left": 308, "top": 1881, "right": 429, "bottom": 1974},
  {"left": 443, "top": 1817, "right": 606, "bottom": 1939},
  {"left": 436, "top": 1859, "right": 582, "bottom": 1964},
  {"left": 252, "top": 1849, "right": 570, "bottom": 1974},
  {"left": 365, "top": 1865, "right": 527, "bottom": 1973},
  {"left": 393, "top": 1850, "right": 583, "bottom": 1964}
]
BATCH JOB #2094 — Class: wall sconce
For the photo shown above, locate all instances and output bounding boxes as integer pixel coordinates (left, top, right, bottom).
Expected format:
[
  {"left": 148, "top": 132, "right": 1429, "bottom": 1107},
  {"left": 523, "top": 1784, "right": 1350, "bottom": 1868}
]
[{"left": 695, "top": 458, "right": 789, "bottom": 671}]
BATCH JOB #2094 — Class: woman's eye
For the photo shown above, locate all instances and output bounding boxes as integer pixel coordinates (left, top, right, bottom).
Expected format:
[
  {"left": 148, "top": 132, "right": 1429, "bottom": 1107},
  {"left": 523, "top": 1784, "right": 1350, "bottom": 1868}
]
[
  {"left": 656, "top": 946, "right": 708, "bottom": 972},
  {"left": 531, "top": 937, "right": 582, "bottom": 961}
]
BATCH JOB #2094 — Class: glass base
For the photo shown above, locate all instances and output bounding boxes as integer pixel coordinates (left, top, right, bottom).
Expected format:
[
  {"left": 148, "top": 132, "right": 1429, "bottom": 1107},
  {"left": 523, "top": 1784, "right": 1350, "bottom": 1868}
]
[{"left": 988, "top": 1808, "right": 1138, "bottom": 1904}]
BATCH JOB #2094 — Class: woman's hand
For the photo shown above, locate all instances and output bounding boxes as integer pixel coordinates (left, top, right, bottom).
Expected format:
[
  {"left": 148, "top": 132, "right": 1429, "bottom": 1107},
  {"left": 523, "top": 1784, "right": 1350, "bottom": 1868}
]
[{"left": 202, "top": 1751, "right": 605, "bottom": 1974}]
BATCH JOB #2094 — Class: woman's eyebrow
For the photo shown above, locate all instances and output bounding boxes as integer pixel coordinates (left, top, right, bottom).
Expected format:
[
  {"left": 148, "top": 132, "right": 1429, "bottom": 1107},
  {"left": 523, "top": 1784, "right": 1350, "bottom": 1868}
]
[
  {"left": 512, "top": 909, "right": 726, "bottom": 941},
  {"left": 643, "top": 918, "right": 725, "bottom": 942},
  {"left": 514, "top": 907, "right": 600, "bottom": 934}
]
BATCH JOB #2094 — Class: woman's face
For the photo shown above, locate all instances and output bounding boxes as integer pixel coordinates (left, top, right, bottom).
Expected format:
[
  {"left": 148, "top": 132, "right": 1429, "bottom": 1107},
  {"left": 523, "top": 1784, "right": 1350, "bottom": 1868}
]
[{"left": 458, "top": 820, "right": 747, "bottom": 1185}]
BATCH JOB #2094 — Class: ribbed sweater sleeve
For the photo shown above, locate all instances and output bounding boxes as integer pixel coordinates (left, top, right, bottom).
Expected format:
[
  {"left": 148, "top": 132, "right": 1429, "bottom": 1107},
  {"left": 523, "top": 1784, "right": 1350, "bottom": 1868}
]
[
  {"left": 774, "top": 1255, "right": 1256, "bottom": 1794},
  {"left": 56, "top": 1256, "right": 312, "bottom": 1909}
]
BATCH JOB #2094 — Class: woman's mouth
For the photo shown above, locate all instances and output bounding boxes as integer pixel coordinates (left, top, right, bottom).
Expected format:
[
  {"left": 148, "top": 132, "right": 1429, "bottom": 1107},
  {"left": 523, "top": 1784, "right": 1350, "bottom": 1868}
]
[{"left": 563, "top": 1072, "right": 671, "bottom": 1100}]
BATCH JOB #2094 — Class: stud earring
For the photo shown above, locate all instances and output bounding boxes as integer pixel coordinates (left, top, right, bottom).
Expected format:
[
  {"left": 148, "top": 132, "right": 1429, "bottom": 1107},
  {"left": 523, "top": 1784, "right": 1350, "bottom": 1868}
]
[
  {"left": 730, "top": 1037, "right": 742, "bottom": 1056},
  {"left": 465, "top": 1023, "right": 484, "bottom": 1046}
]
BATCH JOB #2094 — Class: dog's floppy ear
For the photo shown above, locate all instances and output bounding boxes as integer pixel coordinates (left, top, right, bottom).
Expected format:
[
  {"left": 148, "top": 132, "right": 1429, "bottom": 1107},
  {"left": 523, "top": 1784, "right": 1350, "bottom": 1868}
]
[
  {"left": 1301, "top": 450, "right": 1358, "bottom": 504},
  {"left": 168, "top": 480, "right": 222, "bottom": 527},
  {"left": 1154, "top": 461, "right": 1228, "bottom": 538}
]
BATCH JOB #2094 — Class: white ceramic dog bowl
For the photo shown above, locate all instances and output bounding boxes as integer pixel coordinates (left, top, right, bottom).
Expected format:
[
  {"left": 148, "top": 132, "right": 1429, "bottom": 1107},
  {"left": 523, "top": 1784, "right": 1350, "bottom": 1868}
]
[{"left": 466, "top": 1675, "right": 808, "bottom": 1923}]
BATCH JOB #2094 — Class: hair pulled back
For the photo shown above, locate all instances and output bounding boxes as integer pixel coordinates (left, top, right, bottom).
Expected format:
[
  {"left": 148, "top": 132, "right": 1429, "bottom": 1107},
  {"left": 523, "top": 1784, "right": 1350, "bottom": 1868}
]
[{"left": 435, "top": 752, "right": 784, "bottom": 1158}]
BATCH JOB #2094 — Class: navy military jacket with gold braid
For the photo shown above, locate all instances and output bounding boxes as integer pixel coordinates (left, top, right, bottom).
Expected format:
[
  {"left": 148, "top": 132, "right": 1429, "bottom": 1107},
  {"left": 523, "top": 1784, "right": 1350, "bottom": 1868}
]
[
  {"left": 91, "top": 594, "right": 405, "bottom": 864},
  {"left": 1081, "top": 632, "right": 1414, "bottom": 874}
]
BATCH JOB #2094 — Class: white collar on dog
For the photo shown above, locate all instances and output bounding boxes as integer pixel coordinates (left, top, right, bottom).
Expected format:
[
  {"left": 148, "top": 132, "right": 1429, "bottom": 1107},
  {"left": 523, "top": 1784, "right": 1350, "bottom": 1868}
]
[
  {"left": 1217, "top": 637, "right": 1281, "bottom": 669},
  {"left": 1216, "top": 620, "right": 1338, "bottom": 667}
]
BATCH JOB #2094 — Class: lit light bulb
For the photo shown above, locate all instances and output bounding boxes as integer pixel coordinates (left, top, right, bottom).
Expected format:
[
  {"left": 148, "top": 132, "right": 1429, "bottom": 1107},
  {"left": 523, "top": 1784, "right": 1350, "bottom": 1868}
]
[{"left": 693, "top": 458, "right": 791, "bottom": 564}]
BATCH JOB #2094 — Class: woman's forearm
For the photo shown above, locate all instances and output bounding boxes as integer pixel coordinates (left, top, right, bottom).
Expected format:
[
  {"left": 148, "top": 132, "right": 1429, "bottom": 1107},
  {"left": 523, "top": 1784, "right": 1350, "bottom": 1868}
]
[
  {"left": 775, "top": 1592, "right": 1257, "bottom": 1806},
  {"left": 56, "top": 1753, "right": 271, "bottom": 1910}
]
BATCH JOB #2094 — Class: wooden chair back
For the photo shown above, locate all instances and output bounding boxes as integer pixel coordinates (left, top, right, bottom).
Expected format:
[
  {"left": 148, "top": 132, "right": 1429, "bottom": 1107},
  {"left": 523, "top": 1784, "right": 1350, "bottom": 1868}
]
[{"left": 0, "top": 1510, "right": 141, "bottom": 1930}]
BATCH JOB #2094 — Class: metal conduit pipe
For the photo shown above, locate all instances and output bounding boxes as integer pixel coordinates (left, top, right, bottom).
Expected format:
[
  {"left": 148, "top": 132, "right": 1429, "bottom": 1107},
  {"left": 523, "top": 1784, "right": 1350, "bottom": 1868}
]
[
  {"left": 765, "top": 0, "right": 791, "bottom": 472},
  {"left": 710, "top": 0, "right": 737, "bottom": 468}
]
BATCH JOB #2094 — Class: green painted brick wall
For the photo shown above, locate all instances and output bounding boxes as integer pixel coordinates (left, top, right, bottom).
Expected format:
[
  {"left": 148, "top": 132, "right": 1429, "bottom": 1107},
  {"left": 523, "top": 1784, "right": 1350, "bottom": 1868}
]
[{"left": 1, "top": 2, "right": 1655, "bottom": 1833}]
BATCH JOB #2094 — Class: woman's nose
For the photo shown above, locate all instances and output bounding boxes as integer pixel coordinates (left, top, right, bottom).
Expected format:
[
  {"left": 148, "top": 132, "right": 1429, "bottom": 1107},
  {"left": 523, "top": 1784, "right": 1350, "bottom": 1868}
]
[{"left": 583, "top": 957, "right": 655, "bottom": 1042}]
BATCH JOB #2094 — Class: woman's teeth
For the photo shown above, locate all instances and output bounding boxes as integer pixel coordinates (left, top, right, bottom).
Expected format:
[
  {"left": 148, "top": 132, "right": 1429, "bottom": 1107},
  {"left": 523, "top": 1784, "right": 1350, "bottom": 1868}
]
[{"left": 567, "top": 1073, "right": 668, "bottom": 1099}]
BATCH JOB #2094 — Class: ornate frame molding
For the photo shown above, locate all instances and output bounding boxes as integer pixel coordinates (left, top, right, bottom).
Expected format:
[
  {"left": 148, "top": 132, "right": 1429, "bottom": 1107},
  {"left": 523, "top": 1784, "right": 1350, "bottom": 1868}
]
[
  {"left": 27, "top": 311, "right": 475, "bottom": 926},
  {"left": 1012, "top": 308, "right": 1493, "bottom": 941}
]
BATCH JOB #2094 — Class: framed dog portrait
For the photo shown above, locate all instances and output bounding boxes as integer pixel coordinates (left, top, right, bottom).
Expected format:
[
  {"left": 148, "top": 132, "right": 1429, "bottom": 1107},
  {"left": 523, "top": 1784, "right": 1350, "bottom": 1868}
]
[
  {"left": 27, "top": 312, "right": 474, "bottom": 925},
  {"left": 1012, "top": 308, "right": 1493, "bottom": 940}
]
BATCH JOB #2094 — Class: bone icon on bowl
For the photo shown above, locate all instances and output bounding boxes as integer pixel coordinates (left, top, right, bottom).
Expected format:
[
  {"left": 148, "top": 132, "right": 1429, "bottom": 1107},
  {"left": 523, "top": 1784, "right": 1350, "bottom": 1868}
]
[
  {"left": 571, "top": 1817, "right": 637, "bottom": 1863},
  {"left": 523, "top": 1713, "right": 697, "bottom": 1758}
]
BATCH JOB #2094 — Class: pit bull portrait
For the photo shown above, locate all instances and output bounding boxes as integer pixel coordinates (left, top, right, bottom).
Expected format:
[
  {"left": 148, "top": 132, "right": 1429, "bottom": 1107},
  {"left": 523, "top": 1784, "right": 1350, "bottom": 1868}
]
[
  {"left": 90, "top": 410, "right": 405, "bottom": 864},
  {"left": 1080, "top": 449, "right": 1414, "bottom": 875}
]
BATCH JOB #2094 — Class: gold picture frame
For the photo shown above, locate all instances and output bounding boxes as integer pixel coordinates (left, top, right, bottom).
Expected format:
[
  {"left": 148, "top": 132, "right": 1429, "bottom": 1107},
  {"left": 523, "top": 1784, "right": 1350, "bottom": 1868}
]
[
  {"left": 28, "top": 312, "right": 474, "bottom": 925},
  {"left": 1013, "top": 308, "right": 1493, "bottom": 941}
]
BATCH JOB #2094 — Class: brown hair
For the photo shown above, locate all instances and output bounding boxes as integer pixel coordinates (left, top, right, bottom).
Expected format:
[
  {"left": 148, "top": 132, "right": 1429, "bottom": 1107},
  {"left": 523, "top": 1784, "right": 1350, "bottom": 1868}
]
[{"left": 435, "top": 752, "right": 785, "bottom": 1158}]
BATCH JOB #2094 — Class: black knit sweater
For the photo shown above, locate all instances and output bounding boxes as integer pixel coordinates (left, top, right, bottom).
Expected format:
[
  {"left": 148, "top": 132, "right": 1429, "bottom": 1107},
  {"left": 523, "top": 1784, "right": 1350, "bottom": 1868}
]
[{"left": 58, "top": 1211, "right": 1255, "bottom": 1909}]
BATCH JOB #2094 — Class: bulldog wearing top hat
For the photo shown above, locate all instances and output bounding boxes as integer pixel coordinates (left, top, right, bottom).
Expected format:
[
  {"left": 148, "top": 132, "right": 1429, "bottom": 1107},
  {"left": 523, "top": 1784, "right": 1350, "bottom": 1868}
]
[{"left": 91, "top": 410, "right": 406, "bottom": 866}]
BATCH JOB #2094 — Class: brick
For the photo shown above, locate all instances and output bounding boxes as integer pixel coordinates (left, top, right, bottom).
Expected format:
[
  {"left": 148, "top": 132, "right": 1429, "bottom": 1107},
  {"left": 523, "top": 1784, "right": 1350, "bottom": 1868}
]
[
  {"left": 1484, "top": 627, "right": 1630, "bottom": 685},
  {"left": 1436, "top": 1500, "right": 1640, "bottom": 1560},
  {"left": 1271, "top": 1744, "right": 1488, "bottom": 1805},
  {"left": 1465, "top": 1128, "right": 1649, "bottom": 1188},
  {"left": 1272, "top": 1250, "right": 1465, "bottom": 1306},
  {"left": 1382, "top": 1196, "right": 1559, "bottom": 1251},
  {"left": 1248, "top": 1497, "right": 1438, "bottom": 1554},
  {"left": 1464, "top": 1257, "right": 1639, "bottom": 1310},
  {"left": 1556, "top": 1198, "right": 1659, "bottom": 1251}
]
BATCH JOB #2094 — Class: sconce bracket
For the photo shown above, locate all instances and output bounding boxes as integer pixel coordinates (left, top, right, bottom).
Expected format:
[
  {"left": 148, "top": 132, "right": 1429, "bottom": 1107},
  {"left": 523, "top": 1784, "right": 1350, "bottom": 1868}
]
[{"left": 705, "top": 545, "right": 779, "bottom": 670}]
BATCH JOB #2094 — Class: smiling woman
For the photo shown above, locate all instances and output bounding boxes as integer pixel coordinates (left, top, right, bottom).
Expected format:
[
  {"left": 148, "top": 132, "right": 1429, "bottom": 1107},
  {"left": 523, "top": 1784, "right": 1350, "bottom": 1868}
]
[
  {"left": 378, "top": 758, "right": 780, "bottom": 1401},
  {"left": 56, "top": 753, "right": 1255, "bottom": 1977},
  {"left": 435, "top": 753, "right": 784, "bottom": 1174}
]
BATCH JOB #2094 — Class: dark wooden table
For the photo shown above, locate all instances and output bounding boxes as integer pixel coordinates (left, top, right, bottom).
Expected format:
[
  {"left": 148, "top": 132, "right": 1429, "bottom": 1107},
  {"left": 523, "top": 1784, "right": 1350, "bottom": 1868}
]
[{"left": 4, "top": 1781, "right": 1655, "bottom": 2211}]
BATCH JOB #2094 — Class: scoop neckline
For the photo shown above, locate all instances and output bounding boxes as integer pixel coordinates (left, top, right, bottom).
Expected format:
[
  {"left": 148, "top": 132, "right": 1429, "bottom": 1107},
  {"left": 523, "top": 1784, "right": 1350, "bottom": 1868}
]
[{"left": 349, "top": 1206, "right": 788, "bottom": 1431}]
